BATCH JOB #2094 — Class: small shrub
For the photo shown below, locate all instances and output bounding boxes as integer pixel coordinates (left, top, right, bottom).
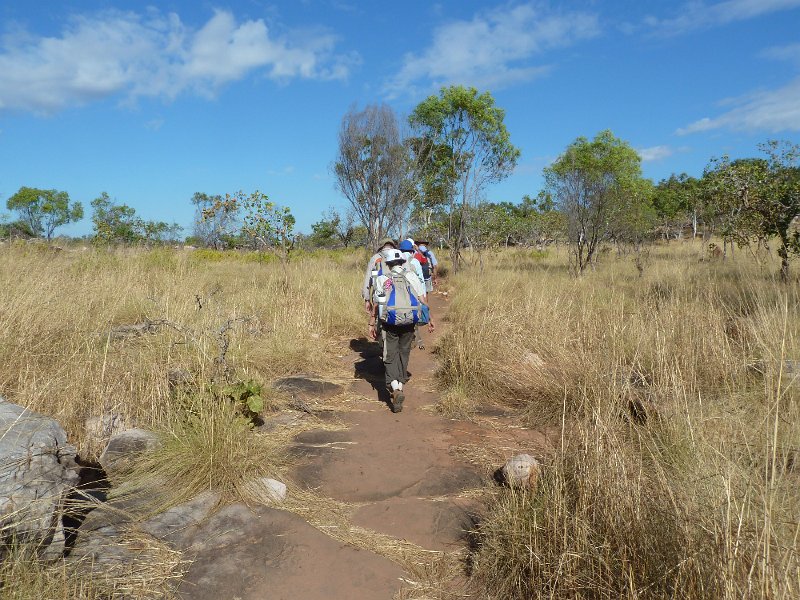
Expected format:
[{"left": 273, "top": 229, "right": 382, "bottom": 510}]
[{"left": 214, "top": 379, "right": 266, "bottom": 426}]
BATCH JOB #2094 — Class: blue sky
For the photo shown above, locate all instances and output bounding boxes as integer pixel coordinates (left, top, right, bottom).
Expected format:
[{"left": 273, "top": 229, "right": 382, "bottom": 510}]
[{"left": 1, "top": 0, "right": 799, "bottom": 236}]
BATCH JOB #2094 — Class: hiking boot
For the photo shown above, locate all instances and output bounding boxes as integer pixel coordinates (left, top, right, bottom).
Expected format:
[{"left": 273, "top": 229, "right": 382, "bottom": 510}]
[{"left": 391, "top": 391, "right": 405, "bottom": 413}]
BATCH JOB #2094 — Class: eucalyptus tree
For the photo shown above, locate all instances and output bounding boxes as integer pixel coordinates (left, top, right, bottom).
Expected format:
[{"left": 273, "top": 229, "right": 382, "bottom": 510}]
[
  {"left": 410, "top": 86, "right": 519, "bottom": 272},
  {"left": 704, "top": 141, "right": 800, "bottom": 280},
  {"left": 6, "top": 187, "right": 83, "bottom": 240},
  {"left": 545, "top": 130, "right": 645, "bottom": 274}
]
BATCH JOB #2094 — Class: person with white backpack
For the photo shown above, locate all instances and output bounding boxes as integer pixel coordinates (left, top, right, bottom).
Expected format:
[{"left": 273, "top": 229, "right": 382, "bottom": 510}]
[
  {"left": 398, "top": 238, "right": 428, "bottom": 350},
  {"left": 361, "top": 237, "right": 397, "bottom": 314},
  {"left": 368, "top": 248, "right": 434, "bottom": 413}
]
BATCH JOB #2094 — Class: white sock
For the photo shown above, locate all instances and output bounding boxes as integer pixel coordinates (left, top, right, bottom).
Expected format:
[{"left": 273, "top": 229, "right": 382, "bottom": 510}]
[
  {"left": 398, "top": 382, "right": 403, "bottom": 391},
  {"left": 390, "top": 380, "right": 401, "bottom": 391}
]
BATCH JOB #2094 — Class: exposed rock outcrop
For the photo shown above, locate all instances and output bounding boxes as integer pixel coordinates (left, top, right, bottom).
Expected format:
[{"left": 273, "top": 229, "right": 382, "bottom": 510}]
[
  {"left": 0, "top": 398, "right": 79, "bottom": 559},
  {"left": 99, "top": 428, "right": 161, "bottom": 478}
]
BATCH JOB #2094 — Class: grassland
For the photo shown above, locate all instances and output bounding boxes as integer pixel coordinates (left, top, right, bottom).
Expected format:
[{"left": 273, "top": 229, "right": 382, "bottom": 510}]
[
  {"left": 437, "top": 243, "right": 799, "bottom": 599},
  {"left": 2, "top": 240, "right": 798, "bottom": 599},
  {"left": 0, "top": 243, "right": 367, "bottom": 598},
  {"left": 0, "top": 244, "right": 365, "bottom": 457}
]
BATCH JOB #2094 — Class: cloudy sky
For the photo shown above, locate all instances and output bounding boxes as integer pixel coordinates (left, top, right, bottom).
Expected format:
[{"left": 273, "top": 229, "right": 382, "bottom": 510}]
[{"left": 1, "top": 0, "right": 798, "bottom": 235}]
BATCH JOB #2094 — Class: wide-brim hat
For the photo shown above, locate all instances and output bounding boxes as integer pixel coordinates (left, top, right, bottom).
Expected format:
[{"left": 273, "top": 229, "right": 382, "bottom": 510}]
[{"left": 376, "top": 237, "right": 397, "bottom": 251}]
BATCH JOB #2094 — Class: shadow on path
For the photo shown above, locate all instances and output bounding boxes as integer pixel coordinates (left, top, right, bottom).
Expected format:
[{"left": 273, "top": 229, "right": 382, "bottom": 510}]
[{"left": 349, "top": 337, "right": 392, "bottom": 408}]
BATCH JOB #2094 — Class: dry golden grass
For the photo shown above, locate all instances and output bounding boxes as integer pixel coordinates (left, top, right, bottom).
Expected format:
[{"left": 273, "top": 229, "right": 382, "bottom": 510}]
[
  {"left": 0, "top": 533, "right": 186, "bottom": 600},
  {"left": 0, "top": 243, "right": 365, "bottom": 459},
  {"left": 0, "top": 243, "right": 367, "bottom": 597},
  {"left": 437, "top": 243, "right": 800, "bottom": 599}
]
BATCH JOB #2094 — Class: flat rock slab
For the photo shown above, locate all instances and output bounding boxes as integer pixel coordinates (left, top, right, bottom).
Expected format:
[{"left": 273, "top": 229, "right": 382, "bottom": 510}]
[
  {"left": 352, "top": 497, "right": 477, "bottom": 551},
  {"left": 274, "top": 375, "right": 345, "bottom": 400},
  {"left": 178, "top": 503, "right": 403, "bottom": 600},
  {"left": 291, "top": 408, "right": 483, "bottom": 502}
]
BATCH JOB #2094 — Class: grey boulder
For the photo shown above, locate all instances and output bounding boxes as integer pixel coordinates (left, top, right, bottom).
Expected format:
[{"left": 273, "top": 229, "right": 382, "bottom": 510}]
[
  {"left": 99, "top": 428, "right": 161, "bottom": 478},
  {"left": 0, "top": 398, "right": 79, "bottom": 559}
]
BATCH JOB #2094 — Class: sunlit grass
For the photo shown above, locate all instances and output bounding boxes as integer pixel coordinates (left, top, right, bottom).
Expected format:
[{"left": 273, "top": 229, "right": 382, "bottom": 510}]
[{"left": 438, "top": 243, "right": 800, "bottom": 599}]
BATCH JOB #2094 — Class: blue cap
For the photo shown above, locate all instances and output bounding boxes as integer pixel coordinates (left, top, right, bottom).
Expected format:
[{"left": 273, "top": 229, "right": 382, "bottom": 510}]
[{"left": 399, "top": 239, "right": 414, "bottom": 251}]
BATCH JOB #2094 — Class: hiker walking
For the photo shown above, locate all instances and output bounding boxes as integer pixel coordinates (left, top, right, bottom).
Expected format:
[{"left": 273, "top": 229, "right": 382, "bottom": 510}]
[
  {"left": 414, "top": 238, "right": 438, "bottom": 293},
  {"left": 368, "top": 249, "right": 434, "bottom": 413},
  {"left": 399, "top": 238, "right": 428, "bottom": 350},
  {"left": 362, "top": 237, "right": 397, "bottom": 314}
]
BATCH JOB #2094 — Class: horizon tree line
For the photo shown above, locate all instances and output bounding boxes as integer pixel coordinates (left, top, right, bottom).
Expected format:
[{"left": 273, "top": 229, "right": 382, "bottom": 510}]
[{"left": 3, "top": 85, "right": 798, "bottom": 278}]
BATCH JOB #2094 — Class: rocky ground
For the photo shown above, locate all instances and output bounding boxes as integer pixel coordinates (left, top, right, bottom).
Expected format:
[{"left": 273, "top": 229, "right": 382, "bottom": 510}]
[
  {"left": 2, "top": 293, "right": 550, "bottom": 599},
  {"left": 188, "top": 292, "right": 549, "bottom": 599}
]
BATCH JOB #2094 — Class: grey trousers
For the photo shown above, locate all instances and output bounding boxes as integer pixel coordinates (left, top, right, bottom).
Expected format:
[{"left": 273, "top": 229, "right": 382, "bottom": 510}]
[{"left": 382, "top": 323, "right": 415, "bottom": 389}]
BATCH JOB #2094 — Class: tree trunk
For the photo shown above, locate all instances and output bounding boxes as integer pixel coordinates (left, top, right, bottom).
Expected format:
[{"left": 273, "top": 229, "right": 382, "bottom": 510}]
[{"left": 778, "top": 233, "right": 790, "bottom": 282}]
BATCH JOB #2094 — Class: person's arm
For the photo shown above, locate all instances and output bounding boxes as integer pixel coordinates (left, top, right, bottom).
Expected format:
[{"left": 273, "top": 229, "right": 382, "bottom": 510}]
[
  {"left": 362, "top": 255, "right": 377, "bottom": 312},
  {"left": 368, "top": 302, "right": 379, "bottom": 340},
  {"left": 428, "top": 251, "right": 439, "bottom": 284}
]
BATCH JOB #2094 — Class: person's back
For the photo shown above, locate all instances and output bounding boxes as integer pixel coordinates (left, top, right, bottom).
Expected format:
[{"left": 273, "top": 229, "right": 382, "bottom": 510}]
[
  {"left": 398, "top": 239, "right": 425, "bottom": 291},
  {"left": 369, "top": 248, "right": 433, "bottom": 413},
  {"left": 415, "top": 240, "right": 437, "bottom": 292},
  {"left": 362, "top": 238, "right": 397, "bottom": 312}
]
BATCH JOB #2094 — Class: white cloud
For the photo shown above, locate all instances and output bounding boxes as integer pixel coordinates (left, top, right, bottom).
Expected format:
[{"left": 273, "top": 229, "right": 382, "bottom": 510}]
[
  {"left": 677, "top": 77, "right": 800, "bottom": 134},
  {"left": 145, "top": 117, "right": 165, "bottom": 131},
  {"left": 267, "top": 165, "right": 295, "bottom": 176},
  {"left": 0, "top": 9, "right": 354, "bottom": 114},
  {"left": 760, "top": 42, "right": 800, "bottom": 65},
  {"left": 645, "top": 0, "right": 800, "bottom": 35},
  {"left": 385, "top": 3, "right": 599, "bottom": 96},
  {"left": 638, "top": 145, "right": 674, "bottom": 162}
]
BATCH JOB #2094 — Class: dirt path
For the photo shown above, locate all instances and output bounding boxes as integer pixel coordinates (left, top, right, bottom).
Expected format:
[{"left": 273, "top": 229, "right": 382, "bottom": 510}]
[
  {"left": 284, "top": 292, "right": 548, "bottom": 598},
  {"left": 176, "top": 292, "right": 549, "bottom": 599}
]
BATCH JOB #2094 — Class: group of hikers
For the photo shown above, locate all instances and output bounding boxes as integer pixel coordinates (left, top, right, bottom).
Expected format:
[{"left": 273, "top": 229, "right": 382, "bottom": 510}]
[{"left": 361, "top": 237, "right": 438, "bottom": 413}]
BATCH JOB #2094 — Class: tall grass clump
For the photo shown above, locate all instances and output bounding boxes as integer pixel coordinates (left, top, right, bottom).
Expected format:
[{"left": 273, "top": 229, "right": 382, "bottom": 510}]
[
  {"left": 0, "top": 540, "right": 184, "bottom": 599},
  {"left": 113, "top": 393, "right": 294, "bottom": 511},
  {"left": 439, "top": 244, "right": 800, "bottom": 598}
]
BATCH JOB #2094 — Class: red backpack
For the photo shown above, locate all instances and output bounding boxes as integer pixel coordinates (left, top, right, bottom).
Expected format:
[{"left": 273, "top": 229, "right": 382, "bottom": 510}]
[{"left": 414, "top": 251, "right": 431, "bottom": 280}]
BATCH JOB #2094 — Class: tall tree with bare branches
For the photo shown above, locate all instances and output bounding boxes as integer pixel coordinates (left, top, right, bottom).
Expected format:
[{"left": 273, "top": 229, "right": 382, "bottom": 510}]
[{"left": 333, "top": 104, "right": 416, "bottom": 249}]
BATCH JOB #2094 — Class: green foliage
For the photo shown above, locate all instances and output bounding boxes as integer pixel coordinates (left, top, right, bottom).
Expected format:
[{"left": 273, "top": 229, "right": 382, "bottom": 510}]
[
  {"left": 0, "top": 217, "right": 36, "bottom": 239},
  {"left": 652, "top": 173, "right": 702, "bottom": 238},
  {"left": 198, "top": 191, "right": 295, "bottom": 256},
  {"left": 410, "top": 85, "right": 520, "bottom": 271},
  {"left": 308, "top": 214, "right": 339, "bottom": 247},
  {"left": 215, "top": 379, "right": 265, "bottom": 425},
  {"left": 6, "top": 186, "right": 83, "bottom": 240},
  {"left": 609, "top": 177, "right": 658, "bottom": 246},
  {"left": 703, "top": 140, "right": 800, "bottom": 278},
  {"left": 545, "top": 130, "right": 646, "bottom": 273},
  {"left": 191, "top": 192, "right": 240, "bottom": 248},
  {"left": 90, "top": 192, "right": 182, "bottom": 245},
  {"left": 241, "top": 191, "right": 295, "bottom": 255},
  {"left": 305, "top": 208, "right": 365, "bottom": 249}
]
